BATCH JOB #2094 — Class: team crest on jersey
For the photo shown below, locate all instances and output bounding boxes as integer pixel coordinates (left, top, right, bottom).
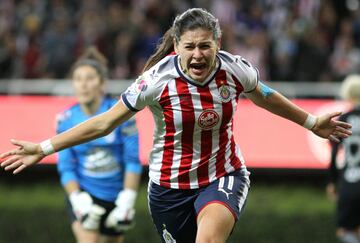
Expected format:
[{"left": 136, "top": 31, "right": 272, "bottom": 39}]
[
  {"left": 198, "top": 110, "right": 220, "bottom": 130},
  {"left": 162, "top": 224, "right": 176, "bottom": 243},
  {"left": 218, "top": 84, "right": 231, "bottom": 103}
]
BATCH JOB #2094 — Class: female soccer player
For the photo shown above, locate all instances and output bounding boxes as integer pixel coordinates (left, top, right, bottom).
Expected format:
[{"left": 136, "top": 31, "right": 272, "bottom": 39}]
[
  {"left": 1, "top": 8, "right": 352, "bottom": 243},
  {"left": 55, "top": 47, "right": 142, "bottom": 243},
  {"left": 327, "top": 74, "right": 360, "bottom": 243}
]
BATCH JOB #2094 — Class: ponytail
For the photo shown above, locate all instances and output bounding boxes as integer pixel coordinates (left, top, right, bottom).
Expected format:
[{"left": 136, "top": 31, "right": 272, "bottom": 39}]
[
  {"left": 142, "top": 27, "right": 174, "bottom": 73},
  {"left": 71, "top": 46, "right": 108, "bottom": 81}
]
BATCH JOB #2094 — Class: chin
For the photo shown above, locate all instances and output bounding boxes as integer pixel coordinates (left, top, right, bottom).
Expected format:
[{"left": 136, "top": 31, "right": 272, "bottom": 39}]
[{"left": 190, "top": 74, "right": 207, "bottom": 82}]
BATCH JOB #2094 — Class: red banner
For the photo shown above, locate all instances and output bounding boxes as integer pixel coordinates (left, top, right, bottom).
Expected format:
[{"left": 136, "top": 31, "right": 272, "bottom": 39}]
[{"left": 0, "top": 96, "right": 349, "bottom": 169}]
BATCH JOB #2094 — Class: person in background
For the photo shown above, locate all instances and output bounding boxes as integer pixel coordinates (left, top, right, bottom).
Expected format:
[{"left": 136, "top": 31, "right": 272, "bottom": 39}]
[
  {"left": 1, "top": 8, "right": 352, "bottom": 243},
  {"left": 56, "top": 47, "right": 142, "bottom": 243},
  {"left": 327, "top": 74, "right": 360, "bottom": 243}
]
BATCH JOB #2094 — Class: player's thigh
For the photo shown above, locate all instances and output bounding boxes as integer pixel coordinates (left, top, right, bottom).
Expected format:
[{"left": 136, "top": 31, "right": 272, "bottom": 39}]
[
  {"left": 194, "top": 169, "right": 250, "bottom": 242},
  {"left": 72, "top": 221, "right": 99, "bottom": 243},
  {"left": 196, "top": 203, "right": 234, "bottom": 243},
  {"left": 148, "top": 181, "right": 198, "bottom": 243},
  {"left": 98, "top": 234, "right": 124, "bottom": 243},
  {"left": 195, "top": 169, "right": 250, "bottom": 222}
]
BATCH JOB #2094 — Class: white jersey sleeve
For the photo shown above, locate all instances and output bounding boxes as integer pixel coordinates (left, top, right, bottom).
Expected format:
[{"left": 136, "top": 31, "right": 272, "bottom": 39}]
[
  {"left": 218, "top": 50, "right": 259, "bottom": 93},
  {"left": 121, "top": 55, "right": 175, "bottom": 111}
]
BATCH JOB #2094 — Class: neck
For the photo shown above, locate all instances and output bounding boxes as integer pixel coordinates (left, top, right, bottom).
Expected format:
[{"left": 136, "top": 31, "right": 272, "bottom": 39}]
[{"left": 80, "top": 96, "right": 103, "bottom": 116}]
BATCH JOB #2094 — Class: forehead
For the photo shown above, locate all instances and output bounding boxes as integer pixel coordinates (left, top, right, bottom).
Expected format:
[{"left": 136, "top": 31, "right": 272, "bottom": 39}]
[
  {"left": 179, "top": 28, "right": 215, "bottom": 43},
  {"left": 74, "top": 65, "right": 98, "bottom": 75}
]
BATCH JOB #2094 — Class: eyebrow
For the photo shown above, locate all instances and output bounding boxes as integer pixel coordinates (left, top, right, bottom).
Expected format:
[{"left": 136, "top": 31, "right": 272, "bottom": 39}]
[{"left": 183, "top": 41, "right": 212, "bottom": 45}]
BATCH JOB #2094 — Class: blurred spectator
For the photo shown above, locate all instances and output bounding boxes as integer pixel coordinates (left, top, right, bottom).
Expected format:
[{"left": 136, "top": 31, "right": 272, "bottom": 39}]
[
  {"left": 42, "top": 15, "right": 76, "bottom": 78},
  {"left": 1, "top": 0, "right": 360, "bottom": 81},
  {"left": 330, "top": 18, "right": 360, "bottom": 81}
]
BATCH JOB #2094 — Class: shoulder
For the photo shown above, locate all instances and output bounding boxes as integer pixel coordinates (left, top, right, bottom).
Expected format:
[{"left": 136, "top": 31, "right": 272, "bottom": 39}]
[
  {"left": 133, "top": 55, "right": 178, "bottom": 94},
  {"left": 56, "top": 103, "right": 79, "bottom": 125},
  {"left": 143, "top": 55, "right": 178, "bottom": 82},
  {"left": 218, "top": 50, "right": 259, "bottom": 88},
  {"left": 218, "top": 50, "right": 255, "bottom": 71}
]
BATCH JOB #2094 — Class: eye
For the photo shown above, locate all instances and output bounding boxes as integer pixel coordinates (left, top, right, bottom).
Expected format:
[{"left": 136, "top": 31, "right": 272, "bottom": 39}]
[
  {"left": 185, "top": 45, "right": 194, "bottom": 50},
  {"left": 200, "top": 44, "right": 210, "bottom": 49}
]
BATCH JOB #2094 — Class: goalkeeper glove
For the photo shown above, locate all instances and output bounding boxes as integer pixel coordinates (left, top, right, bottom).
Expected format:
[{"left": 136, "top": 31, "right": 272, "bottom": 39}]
[
  {"left": 69, "top": 191, "right": 93, "bottom": 220},
  {"left": 105, "top": 189, "right": 137, "bottom": 232},
  {"left": 81, "top": 204, "right": 106, "bottom": 230}
]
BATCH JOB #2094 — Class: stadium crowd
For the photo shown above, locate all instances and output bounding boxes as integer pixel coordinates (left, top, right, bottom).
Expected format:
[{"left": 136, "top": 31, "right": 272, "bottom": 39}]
[{"left": 0, "top": 0, "right": 360, "bottom": 82}]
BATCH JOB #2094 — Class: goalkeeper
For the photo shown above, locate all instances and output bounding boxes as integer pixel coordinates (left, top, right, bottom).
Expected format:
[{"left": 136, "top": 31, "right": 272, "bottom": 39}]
[{"left": 56, "top": 47, "right": 142, "bottom": 243}]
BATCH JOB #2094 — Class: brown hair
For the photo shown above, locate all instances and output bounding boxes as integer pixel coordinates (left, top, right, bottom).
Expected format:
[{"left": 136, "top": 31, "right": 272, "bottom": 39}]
[
  {"left": 142, "top": 28, "right": 175, "bottom": 73},
  {"left": 71, "top": 46, "right": 108, "bottom": 81},
  {"left": 142, "top": 8, "right": 221, "bottom": 73}
]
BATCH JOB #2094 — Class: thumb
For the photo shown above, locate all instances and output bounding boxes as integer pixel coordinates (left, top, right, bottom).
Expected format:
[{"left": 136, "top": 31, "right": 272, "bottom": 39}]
[
  {"left": 329, "top": 111, "right": 342, "bottom": 119},
  {"left": 10, "top": 139, "right": 25, "bottom": 148}
]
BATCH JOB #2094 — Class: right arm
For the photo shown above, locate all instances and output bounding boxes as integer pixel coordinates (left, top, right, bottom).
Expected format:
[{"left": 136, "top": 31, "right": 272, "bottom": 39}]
[
  {"left": 52, "top": 100, "right": 135, "bottom": 152},
  {"left": 0, "top": 100, "right": 135, "bottom": 173}
]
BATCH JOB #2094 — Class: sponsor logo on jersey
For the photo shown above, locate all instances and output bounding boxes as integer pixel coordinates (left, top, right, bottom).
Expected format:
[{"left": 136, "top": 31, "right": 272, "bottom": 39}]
[
  {"left": 198, "top": 110, "right": 220, "bottom": 130},
  {"left": 219, "top": 84, "right": 231, "bottom": 103},
  {"left": 162, "top": 224, "right": 176, "bottom": 243},
  {"left": 135, "top": 76, "right": 147, "bottom": 93}
]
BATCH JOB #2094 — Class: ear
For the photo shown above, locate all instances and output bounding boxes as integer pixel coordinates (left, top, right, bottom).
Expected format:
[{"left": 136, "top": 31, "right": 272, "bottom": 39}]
[
  {"left": 173, "top": 38, "right": 178, "bottom": 54},
  {"left": 217, "top": 38, "right": 221, "bottom": 52}
]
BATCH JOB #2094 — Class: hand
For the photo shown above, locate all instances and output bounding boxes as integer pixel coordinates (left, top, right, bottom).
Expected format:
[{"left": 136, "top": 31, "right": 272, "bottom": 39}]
[
  {"left": 81, "top": 204, "right": 106, "bottom": 231},
  {"left": 105, "top": 189, "right": 137, "bottom": 232},
  {"left": 0, "top": 139, "right": 45, "bottom": 174},
  {"left": 69, "top": 191, "right": 93, "bottom": 221},
  {"left": 311, "top": 112, "right": 352, "bottom": 143},
  {"left": 326, "top": 183, "right": 337, "bottom": 201},
  {"left": 105, "top": 206, "right": 135, "bottom": 232}
]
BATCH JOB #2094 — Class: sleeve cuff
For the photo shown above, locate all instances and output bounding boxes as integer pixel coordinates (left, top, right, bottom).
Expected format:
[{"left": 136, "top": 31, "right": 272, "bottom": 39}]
[
  {"left": 121, "top": 93, "right": 140, "bottom": 112},
  {"left": 125, "top": 163, "right": 143, "bottom": 174},
  {"left": 60, "top": 172, "right": 78, "bottom": 186}
]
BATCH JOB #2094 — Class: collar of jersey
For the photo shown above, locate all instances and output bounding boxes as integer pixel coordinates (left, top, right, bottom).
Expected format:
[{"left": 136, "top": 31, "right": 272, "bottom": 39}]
[{"left": 174, "top": 55, "right": 222, "bottom": 87}]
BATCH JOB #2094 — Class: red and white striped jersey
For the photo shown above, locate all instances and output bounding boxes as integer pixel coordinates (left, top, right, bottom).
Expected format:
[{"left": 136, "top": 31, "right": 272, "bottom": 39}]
[{"left": 122, "top": 50, "right": 258, "bottom": 189}]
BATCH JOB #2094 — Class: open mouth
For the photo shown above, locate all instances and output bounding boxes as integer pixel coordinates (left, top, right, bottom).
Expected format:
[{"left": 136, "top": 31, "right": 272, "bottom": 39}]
[{"left": 189, "top": 63, "right": 207, "bottom": 75}]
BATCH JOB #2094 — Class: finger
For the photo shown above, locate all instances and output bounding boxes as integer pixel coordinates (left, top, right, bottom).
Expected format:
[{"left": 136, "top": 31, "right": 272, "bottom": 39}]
[
  {"left": 329, "top": 111, "right": 342, "bottom": 119},
  {"left": 1, "top": 155, "right": 20, "bottom": 167},
  {"left": 335, "top": 126, "right": 352, "bottom": 135},
  {"left": 334, "top": 121, "right": 352, "bottom": 129},
  {"left": 329, "top": 135, "right": 340, "bottom": 143},
  {"left": 0, "top": 149, "right": 20, "bottom": 159},
  {"left": 332, "top": 130, "right": 350, "bottom": 139},
  {"left": 10, "top": 139, "right": 25, "bottom": 147},
  {"left": 5, "top": 160, "right": 23, "bottom": 171},
  {"left": 14, "top": 164, "right": 27, "bottom": 174}
]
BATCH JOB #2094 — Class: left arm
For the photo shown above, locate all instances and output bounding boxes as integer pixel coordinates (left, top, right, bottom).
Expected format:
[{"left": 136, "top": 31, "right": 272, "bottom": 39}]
[
  {"left": 122, "top": 118, "right": 143, "bottom": 191},
  {"left": 245, "top": 82, "right": 352, "bottom": 142},
  {"left": 105, "top": 119, "right": 142, "bottom": 231}
]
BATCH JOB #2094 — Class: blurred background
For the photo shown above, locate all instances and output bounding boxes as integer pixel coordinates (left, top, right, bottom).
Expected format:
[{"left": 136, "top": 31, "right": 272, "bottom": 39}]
[{"left": 1, "top": 0, "right": 360, "bottom": 242}]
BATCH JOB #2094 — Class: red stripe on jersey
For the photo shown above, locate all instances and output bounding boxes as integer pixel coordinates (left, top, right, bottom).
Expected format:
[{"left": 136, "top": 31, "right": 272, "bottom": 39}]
[
  {"left": 229, "top": 123, "right": 241, "bottom": 169},
  {"left": 176, "top": 78, "right": 195, "bottom": 189},
  {"left": 196, "top": 85, "right": 214, "bottom": 186},
  {"left": 159, "top": 85, "right": 175, "bottom": 187},
  {"left": 232, "top": 75, "right": 244, "bottom": 102},
  {"left": 229, "top": 75, "right": 243, "bottom": 170},
  {"left": 215, "top": 70, "right": 238, "bottom": 176}
]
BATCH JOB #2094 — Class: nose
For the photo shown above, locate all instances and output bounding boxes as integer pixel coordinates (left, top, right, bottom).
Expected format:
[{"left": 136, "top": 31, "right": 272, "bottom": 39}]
[{"left": 192, "top": 47, "right": 203, "bottom": 60}]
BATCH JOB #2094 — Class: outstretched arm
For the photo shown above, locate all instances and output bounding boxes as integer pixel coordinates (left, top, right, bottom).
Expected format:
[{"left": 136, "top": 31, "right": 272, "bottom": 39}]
[
  {"left": 245, "top": 82, "right": 352, "bottom": 142},
  {"left": 0, "top": 100, "right": 135, "bottom": 173}
]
